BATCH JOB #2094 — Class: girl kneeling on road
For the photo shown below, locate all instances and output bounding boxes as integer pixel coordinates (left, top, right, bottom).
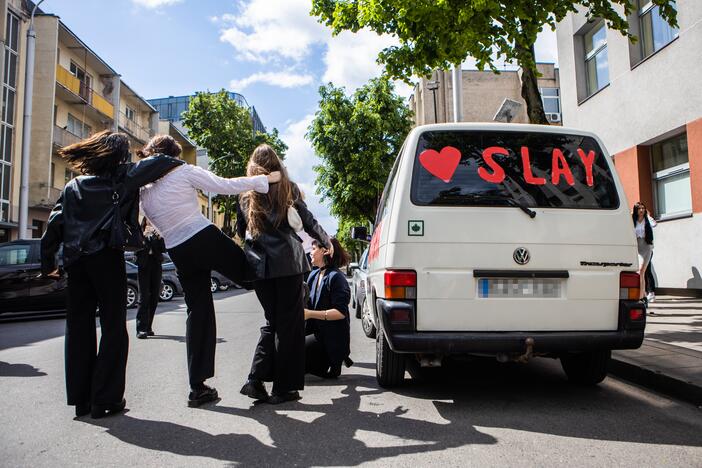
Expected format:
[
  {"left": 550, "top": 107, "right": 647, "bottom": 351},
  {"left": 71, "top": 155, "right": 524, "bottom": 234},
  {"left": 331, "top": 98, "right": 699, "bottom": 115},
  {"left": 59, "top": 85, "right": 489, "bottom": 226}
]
[{"left": 304, "top": 238, "right": 353, "bottom": 379}]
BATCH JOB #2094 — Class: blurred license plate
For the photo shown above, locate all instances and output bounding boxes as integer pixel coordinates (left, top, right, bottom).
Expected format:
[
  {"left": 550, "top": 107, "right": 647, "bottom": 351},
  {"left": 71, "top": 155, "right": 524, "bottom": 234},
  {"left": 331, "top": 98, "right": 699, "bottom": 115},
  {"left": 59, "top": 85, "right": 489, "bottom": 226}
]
[{"left": 477, "top": 278, "right": 562, "bottom": 298}]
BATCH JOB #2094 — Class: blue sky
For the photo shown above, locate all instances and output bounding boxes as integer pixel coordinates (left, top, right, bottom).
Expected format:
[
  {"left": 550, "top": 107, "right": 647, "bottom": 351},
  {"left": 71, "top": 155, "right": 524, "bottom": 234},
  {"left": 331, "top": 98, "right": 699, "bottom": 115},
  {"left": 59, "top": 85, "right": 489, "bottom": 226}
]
[{"left": 45, "top": 0, "right": 558, "bottom": 234}]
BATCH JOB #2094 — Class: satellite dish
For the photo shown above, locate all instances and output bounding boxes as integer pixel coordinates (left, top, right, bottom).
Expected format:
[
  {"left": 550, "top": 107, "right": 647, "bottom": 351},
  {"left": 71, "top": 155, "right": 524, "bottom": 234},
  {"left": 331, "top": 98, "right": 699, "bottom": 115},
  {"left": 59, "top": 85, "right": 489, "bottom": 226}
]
[{"left": 493, "top": 98, "right": 522, "bottom": 123}]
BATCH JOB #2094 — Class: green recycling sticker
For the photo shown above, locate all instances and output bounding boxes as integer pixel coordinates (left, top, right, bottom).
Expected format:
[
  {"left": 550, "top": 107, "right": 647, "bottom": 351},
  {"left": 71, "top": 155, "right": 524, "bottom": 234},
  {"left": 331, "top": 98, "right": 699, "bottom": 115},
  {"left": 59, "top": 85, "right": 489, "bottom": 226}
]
[{"left": 408, "top": 220, "right": 424, "bottom": 236}]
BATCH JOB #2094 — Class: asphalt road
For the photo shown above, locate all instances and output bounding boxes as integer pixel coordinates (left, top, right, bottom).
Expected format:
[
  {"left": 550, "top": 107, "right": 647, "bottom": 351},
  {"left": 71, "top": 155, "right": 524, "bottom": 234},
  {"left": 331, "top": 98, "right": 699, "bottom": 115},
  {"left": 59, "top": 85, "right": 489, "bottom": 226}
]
[{"left": 1, "top": 290, "right": 701, "bottom": 467}]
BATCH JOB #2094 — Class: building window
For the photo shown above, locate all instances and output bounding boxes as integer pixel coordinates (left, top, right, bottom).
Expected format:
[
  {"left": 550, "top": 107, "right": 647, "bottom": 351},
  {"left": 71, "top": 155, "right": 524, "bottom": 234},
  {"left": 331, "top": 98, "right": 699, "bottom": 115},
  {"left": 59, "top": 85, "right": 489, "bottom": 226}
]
[
  {"left": 31, "top": 219, "right": 44, "bottom": 239},
  {"left": 64, "top": 168, "right": 75, "bottom": 185},
  {"left": 584, "top": 22, "right": 609, "bottom": 96},
  {"left": 638, "top": 0, "right": 678, "bottom": 58},
  {"left": 651, "top": 133, "right": 691, "bottom": 219},
  {"left": 0, "top": 11, "right": 19, "bottom": 224},
  {"left": 125, "top": 106, "right": 135, "bottom": 121},
  {"left": 540, "top": 88, "right": 561, "bottom": 122},
  {"left": 69, "top": 61, "right": 93, "bottom": 103},
  {"left": 66, "top": 113, "right": 92, "bottom": 139}
]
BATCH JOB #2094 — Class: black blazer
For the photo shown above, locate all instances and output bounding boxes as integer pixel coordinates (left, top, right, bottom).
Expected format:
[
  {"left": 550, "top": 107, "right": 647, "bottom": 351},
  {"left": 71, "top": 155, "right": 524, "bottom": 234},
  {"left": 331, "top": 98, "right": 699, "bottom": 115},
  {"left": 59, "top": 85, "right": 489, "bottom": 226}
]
[
  {"left": 236, "top": 183, "right": 330, "bottom": 280},
  {"left": 306, "top": 267, "right": 351, "bottom": 367},
  {"left": 41, "top": 155, "right": 183, "bottom": 274},
  {"left": 136, "top": 233, "right": 166, "bottom": 265}
]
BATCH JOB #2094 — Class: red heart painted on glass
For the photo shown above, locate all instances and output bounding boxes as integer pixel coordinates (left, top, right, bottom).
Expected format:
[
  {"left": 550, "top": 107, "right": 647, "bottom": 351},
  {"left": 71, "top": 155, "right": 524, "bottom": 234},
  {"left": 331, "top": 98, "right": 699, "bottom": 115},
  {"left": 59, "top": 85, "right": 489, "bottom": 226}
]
[{"left": 418, "top": 146, "right": 461, "bottom": 183}]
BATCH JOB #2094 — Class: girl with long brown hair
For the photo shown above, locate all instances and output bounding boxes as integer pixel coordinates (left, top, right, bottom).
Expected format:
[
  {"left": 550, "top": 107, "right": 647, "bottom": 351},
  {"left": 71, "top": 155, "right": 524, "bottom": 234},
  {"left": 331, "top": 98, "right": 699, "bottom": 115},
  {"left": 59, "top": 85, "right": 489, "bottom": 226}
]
[
  {"left": 138, "top": 135, "right": 281, "bottom": 407},
  {"left": 237, "top": 144, "right": 331, "bottom": 404},
  {"left": 41, "top": 130, "right": 183, "bottom": 418}
]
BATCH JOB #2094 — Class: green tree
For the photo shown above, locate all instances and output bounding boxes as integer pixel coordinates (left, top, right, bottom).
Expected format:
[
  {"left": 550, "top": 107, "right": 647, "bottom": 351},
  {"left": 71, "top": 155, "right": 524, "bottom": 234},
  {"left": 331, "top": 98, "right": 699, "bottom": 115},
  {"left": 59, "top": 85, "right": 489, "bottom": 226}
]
[
  {"left": 182, "top": 90, "right": 288, "bottom": 234},
  {"left": 307, "top": 77, "right": 413, "bottom": 227},
  {"left": 335, "top": 215, "right": 369, "bottom": 262},
  {"left": 311, "top": 0, "right": 678, "bottom": 124}
]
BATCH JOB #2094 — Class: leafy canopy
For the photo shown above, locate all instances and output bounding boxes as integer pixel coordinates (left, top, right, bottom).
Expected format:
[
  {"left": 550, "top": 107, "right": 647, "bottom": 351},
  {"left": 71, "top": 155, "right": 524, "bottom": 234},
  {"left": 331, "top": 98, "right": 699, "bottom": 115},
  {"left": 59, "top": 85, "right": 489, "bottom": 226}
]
[
  {"left": 307, "top": 77, "right": 413, "bottom": 225},
  {"left": 182, "top": 90, "right": 288, "bottom": 232},
  {"left": 311, "top": 0, "right": 678, "bottom": 81}
]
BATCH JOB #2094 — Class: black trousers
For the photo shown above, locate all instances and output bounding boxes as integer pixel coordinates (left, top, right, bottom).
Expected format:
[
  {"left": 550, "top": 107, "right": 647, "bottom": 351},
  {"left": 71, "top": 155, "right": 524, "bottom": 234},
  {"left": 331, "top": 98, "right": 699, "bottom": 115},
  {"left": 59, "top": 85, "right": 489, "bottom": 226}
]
[
  {"left": 168, "top": 225, "right": 248, "bottom": 388},
  {"left": 65, "top": 248, "right": 128, "bottom": 406},
  {"left": 305, "top": 334, "right": 341, "bottom": 379},
  {"left": 136, "top": 256, "right": 162, "bottom": 333},
  {"left": 645, "top": 253, "right": 656, "bottom": 294},
  {"left": 248, "top": 274, "right": 306, "bottom": 394}
]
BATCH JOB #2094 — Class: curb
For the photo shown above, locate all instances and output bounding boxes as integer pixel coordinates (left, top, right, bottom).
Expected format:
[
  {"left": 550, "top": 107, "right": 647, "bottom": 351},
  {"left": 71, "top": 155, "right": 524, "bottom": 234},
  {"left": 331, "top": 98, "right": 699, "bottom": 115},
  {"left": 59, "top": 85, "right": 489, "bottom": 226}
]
[{"left": 609, "top": 355, "right": 702, "bottom": 407}]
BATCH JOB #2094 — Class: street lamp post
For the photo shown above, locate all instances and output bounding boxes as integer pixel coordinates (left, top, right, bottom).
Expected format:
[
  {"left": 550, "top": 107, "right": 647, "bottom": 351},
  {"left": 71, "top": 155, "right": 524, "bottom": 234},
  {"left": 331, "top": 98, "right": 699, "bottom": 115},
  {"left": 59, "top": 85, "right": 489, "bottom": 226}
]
[
  {"left": 18, "top": 0, "right": 45, "bottom": 239},
  {"left": 426, "top": 80, "right": 440, "bottom": 123}
]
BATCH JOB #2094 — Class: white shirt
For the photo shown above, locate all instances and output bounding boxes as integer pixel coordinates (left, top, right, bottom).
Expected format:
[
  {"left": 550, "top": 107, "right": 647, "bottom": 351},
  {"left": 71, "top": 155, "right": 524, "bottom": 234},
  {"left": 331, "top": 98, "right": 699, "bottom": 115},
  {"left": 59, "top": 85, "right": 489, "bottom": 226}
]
[
  {"left": 140, "top": 164, "right": 268, "bottom": 249},
  {"left": 297, "top": 230, "right": 314, "bottom": 254},
  {"left": 634, "top": 216, "right": 657, "bottom": 239}
]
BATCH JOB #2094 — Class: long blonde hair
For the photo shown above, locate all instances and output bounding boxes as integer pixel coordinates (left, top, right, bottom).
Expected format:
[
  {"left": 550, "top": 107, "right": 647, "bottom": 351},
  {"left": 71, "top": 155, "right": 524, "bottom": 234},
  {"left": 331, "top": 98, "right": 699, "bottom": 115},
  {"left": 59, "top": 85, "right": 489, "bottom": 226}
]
[{"left": 243, "top": 144, "right": 294, "bottom": 237}]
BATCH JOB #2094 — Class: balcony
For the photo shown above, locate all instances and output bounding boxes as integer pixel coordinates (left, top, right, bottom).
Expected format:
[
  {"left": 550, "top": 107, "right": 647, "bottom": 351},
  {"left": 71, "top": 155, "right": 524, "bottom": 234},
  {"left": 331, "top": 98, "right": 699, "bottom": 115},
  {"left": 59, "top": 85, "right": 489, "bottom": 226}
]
[
  {"left": 55, "top": 65, "right": 114, "bottom": 120},
  {"left": 119, "top": 112, "right": 153, "bottom": 144},
  {"left": 52, "top": 125, "right": 80, "bottom": 149}
]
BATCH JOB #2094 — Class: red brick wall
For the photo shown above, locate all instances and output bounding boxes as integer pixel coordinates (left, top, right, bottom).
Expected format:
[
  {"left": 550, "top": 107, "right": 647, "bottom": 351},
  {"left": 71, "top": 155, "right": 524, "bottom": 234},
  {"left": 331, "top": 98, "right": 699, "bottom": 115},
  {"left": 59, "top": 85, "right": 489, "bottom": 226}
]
[{"left": 687, "top": 117, "right": 702, "bottom": 214}]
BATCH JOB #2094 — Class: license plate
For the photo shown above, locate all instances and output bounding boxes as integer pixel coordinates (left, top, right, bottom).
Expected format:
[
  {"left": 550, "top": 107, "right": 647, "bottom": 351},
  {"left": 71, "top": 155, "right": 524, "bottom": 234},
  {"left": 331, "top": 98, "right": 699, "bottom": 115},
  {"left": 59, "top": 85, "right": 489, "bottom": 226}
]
[{"left": 477, "top": 278, "right": 562, "bottom": 298}]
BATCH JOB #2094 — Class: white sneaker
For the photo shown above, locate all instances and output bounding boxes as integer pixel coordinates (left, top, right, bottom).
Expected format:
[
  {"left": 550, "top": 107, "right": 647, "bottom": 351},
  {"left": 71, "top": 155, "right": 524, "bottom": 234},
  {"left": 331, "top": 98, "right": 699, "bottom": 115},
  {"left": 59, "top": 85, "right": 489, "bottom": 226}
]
[{"left": 647, "top": 292, "right": 656, "bottom": 303}]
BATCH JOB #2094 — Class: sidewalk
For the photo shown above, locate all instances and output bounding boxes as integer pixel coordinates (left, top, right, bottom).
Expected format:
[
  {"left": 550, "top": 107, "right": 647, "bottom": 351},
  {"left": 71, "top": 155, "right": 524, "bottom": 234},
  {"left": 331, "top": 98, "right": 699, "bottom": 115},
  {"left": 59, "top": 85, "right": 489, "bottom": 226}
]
[{"left": 610, "top": 295, "right": 702, "bottom": 406}]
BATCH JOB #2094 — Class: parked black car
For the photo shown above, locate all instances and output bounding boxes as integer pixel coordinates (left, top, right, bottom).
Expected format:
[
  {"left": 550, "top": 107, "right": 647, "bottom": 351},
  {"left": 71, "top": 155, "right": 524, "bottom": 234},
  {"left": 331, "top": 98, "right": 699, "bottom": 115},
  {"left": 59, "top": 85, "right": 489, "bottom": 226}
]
[{"left": 0, "top": 240, "right": 66, "bottom": 315}]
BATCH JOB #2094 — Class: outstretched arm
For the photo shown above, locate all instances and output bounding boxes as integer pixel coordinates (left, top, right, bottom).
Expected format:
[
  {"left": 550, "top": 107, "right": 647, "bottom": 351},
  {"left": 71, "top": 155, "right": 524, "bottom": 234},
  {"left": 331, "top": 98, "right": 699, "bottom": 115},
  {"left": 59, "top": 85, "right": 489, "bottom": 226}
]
[{"left": 186, "top": 165, "right": 272, "bottom": 195}]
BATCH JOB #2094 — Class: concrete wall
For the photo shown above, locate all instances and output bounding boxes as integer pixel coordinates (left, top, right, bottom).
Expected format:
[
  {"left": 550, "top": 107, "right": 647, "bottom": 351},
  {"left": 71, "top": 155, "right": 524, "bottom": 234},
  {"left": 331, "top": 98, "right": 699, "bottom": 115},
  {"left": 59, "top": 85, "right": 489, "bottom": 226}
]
[
  {"left": 557, "top": 0, "right": 702, "bottom": 154},
  {"left": 28, "top": 15, "right": 58, "bottom": 211}
]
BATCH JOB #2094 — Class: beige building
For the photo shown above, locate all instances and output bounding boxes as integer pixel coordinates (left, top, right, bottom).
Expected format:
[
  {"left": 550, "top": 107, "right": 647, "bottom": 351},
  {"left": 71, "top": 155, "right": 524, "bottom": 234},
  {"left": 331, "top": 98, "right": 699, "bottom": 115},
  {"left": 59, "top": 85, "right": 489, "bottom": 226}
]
[
  {"left": 0, "top": 2, "right": 159, "bottom": 241},
  {"left": 409, "top": 64, "right": 561, "bottom": 126}
]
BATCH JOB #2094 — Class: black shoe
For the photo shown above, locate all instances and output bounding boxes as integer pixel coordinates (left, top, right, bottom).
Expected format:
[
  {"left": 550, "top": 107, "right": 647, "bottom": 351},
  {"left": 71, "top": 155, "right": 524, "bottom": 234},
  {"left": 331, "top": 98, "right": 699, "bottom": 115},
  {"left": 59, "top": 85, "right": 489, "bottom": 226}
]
[
  {"left": 91, "top": 399, "right": 126, "bottom": 419},
  {"left": 188, "top": 385, "right": 219, "bottom": 408},
  {"left": 147, "top": 331, "right": 155, "bottom": 336},
  {"left": 343, "top": 357, "right": 354, "bottom": 368},
  {"left": 137, "top": 331, "right": 148, "bottom": 339},
  {"left": 240, "top": 380, "right": 269, "bottom": 401},
  {"left": 267, "top": 391, "right": 300, "bottom": 405},
  {"left": 75, "top": 402, "right": 91, "bottom": 417}
]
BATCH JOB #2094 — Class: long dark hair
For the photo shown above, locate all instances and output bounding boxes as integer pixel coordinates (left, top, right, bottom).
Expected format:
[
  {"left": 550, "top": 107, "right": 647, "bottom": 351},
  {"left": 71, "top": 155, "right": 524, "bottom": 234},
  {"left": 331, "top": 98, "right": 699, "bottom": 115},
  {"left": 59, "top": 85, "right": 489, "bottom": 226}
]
[
  {"left": 137, "top": 134, "right": 182, "bottom": 159},
  {"left": 313, "top": 238, "right": 350, "bottom": 269},
  {"left": 632, "top": 202, "right": 653, "bottom": 245},
  {"left": 243, "top": 144, "right": 293, "bottom": 237},
  {"left": 59, "top": 130, "right": 130, "bottom": 176}
]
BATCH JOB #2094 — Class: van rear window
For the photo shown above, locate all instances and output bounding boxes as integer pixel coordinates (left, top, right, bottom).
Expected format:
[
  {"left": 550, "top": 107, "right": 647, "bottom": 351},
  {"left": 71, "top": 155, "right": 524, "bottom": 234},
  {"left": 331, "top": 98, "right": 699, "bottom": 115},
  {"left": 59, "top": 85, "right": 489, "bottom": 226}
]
[{"left": 411, "top": 130, "right": 619, "bottom": 209}]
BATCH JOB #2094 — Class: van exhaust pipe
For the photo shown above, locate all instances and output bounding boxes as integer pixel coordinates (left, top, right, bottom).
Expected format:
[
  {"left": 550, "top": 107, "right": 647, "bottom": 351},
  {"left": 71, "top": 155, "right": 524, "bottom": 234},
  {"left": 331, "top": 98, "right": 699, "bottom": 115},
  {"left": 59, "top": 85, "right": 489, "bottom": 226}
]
[{"left": 496, "top": 337, "right": 535, "bottom": 363}]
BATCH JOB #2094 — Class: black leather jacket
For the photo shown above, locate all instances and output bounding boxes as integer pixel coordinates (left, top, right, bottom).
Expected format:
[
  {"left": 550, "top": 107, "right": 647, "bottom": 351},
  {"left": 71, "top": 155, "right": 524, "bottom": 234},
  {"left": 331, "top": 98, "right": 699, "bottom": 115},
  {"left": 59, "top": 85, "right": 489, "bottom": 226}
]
[
  {"left": 41, "top": 155, "right": 184, "bottom": 274},
  {"left": 237, "top": 183, "right": 331, "bottom": 280}
]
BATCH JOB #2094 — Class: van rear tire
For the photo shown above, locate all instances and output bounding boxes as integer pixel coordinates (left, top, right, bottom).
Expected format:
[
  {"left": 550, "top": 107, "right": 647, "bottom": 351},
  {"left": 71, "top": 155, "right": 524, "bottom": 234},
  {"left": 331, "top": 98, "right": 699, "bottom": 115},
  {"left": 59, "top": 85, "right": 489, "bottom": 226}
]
[
  {"left": 561, "top": 350, "right": 610, "bottom": 385},
  {"left": 376, "top": 328, "right": 405, "bottom": 387}
]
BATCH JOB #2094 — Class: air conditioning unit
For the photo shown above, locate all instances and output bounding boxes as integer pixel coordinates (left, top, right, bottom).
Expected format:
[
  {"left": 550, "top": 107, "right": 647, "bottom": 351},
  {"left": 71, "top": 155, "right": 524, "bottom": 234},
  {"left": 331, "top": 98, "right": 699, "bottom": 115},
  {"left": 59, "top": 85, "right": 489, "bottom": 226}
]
[{"left": 546, "top": 113, "right": 561, "bottom": 123}]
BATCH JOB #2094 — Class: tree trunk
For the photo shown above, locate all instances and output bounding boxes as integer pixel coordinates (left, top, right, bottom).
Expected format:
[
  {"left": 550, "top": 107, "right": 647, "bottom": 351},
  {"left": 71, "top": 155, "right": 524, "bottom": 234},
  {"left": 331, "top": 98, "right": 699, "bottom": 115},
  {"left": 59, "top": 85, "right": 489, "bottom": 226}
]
[{"left": 516, "top": 44, "right": 549, "bottom": 125}]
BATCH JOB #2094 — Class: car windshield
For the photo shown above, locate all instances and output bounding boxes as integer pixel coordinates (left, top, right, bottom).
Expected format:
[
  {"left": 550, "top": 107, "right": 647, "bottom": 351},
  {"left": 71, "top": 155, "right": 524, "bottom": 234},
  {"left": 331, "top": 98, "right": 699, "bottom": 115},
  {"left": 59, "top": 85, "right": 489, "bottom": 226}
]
[{"left": 411, "top": 130, "right": 619, "bottom": 209}]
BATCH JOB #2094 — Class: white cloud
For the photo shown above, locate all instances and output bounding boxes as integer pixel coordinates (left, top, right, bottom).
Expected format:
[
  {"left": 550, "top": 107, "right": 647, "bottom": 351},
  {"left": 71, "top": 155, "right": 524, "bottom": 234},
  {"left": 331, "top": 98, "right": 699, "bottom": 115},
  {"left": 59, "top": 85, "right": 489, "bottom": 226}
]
[
  {"left": 322, "top": 30, "right": 396, "bottom": 90},
  {"left": 218, "top": 0, "right": 328, "bottom": 63},
  {"left": 281, "top": 115, "right": 337, "bottom": 235},
  {"left": 535, "top": 28, "right": 559, "bottom": 66},
  {"left": 230, "top": 72, "right": 314, "bottom": 91},
  {"left": 131, "top": 0, "right": 183, "bottom": 9}
]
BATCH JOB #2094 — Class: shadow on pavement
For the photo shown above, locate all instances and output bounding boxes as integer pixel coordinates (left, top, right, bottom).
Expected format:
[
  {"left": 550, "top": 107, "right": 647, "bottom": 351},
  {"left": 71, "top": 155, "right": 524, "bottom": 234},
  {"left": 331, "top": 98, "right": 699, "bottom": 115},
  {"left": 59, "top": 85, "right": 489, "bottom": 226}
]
[
  {"left": 0, "top": 361, "right": 47, "bottom": 377},
  {"left": 82, "top": 359, "right": 702, "bottom": 466}
]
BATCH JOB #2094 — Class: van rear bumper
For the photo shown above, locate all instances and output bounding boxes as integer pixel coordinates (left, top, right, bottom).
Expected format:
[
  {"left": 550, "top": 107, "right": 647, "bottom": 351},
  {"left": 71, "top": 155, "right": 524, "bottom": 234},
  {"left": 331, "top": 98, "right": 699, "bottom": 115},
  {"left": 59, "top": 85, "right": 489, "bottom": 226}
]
[{"left": 376, "top": 298, "right": 645, "bottom": 354}]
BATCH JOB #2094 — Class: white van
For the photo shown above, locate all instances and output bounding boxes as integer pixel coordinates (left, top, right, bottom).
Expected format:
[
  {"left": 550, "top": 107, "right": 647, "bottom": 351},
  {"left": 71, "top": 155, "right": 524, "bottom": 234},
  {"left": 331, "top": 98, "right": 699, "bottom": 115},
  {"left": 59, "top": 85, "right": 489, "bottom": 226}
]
[{"left": 353, "top": 123, "right": 646, "bottom": 387}]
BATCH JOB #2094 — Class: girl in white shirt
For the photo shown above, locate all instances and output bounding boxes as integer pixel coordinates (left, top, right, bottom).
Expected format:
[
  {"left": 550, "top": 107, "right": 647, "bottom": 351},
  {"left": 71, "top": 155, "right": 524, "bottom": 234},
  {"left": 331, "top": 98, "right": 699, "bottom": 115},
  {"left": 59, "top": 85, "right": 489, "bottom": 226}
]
[
  {"left": 632, "top": 202, "right": 655, "bottom": 301},
  {"left": 138, "top": 135, "right": 280, "bottom": 408}
]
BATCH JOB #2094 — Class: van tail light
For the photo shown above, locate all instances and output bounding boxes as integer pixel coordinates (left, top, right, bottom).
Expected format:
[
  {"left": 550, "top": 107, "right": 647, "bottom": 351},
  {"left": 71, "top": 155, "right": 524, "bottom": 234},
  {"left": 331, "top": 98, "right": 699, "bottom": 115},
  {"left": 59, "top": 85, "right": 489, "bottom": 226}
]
[
  {"left": 628, "top": 308, "right": 645, "bottom": 321},
  {"left": 619, "top": 272, "right": 641, "bottom": 300},
  {"left": 385, "top": 270, "right": 417, "bottom": 300}
]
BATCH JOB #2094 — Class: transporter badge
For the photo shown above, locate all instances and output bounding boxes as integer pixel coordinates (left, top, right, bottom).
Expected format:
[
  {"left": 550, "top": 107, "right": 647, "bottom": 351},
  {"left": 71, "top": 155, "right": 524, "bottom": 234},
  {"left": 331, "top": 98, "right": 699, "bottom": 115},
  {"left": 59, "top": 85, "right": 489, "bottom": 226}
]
[{"left": 408, "top": 220, "right": 424, "bottom": 236}]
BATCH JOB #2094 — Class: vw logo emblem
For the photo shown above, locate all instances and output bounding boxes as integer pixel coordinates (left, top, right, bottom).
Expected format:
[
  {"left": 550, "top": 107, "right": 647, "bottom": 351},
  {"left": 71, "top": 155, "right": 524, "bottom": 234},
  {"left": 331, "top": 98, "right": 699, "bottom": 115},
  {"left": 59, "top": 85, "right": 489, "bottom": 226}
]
[{"left": 513, "top": 247, "right": 530, "bottom": 265}]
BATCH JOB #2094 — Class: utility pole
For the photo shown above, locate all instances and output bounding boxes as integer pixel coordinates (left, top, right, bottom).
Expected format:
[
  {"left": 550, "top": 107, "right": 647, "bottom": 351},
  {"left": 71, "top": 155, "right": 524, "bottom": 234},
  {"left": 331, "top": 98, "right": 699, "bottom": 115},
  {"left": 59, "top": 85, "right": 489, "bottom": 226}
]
[
  {"left": 18, "top": 0, "right": 45, "bottom": 239},
  {"left": 451, "top": 65, "right": 463, "bottom": 123}
]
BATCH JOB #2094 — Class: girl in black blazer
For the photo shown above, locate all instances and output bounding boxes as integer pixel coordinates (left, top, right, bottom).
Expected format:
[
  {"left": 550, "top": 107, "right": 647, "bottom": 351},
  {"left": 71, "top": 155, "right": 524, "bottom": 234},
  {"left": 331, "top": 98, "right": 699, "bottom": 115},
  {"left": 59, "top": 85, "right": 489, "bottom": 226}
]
[
  {"left": 238, "top": 144, "right": 331, "bottom": 404},
  {"left": 304, "top": 238, "right": 352, "bottom": 379}
]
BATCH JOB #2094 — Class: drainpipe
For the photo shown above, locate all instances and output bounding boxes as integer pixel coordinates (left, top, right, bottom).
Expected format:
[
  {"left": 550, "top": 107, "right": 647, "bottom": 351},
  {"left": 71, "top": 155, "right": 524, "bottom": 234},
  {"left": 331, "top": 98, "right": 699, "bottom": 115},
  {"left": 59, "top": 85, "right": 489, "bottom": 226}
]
[
  {"left": 18, "top": 0, "right": 45, "bottom": 239},
  {"left": 451, "top": 64, "right": 463, "bottom": 123},
  {"left": 111, "top": 74, "right": 120, "bottom": 133}
]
